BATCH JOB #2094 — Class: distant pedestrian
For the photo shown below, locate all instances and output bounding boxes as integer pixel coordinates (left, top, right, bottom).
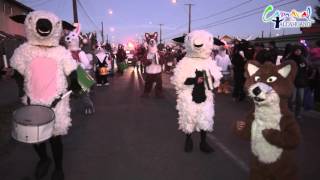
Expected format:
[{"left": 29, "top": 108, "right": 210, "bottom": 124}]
[
  {"left": 265, "top": 41, "right": 278, "bottom": 64},
  {"left": 308, "top": 40, "right": 320, "bottom": 107},
  {"left": 281, "top": 43, "right": 293, "bottom": 63},
  {"left": 116, "top": 44, "right": 127, "bottom": 75},
  {"left": 287, "top": 45, "right": 309, "bottom": 119},
  {"left": 175, "top": 47, "right": 186, "bottom": 63},
  {"left": 163, "top": 45, "right": 175, "bottom": 73},
  {"left": 252, "top": 42, "right": 265, "bottom": 63},
  {"left": 231, "top": 39, "right": 247, "bottom": 101},
  {"left": 215, "top": 46, "right": 232, "bottom": 94}
]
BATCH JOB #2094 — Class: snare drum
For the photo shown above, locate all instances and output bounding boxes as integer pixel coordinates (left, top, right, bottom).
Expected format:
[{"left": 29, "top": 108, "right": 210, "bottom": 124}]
[
  {"left": 12, "top": 105, "right": 55, "bottom": 144},
  {"left": 98, "top": 67, "right": 108, "bottom": 76}
]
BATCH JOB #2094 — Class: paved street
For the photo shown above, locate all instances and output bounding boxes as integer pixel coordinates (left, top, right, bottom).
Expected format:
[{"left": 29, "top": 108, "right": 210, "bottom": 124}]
[{"left": 0, "top": 67, "right": 319, "bottom": 180}]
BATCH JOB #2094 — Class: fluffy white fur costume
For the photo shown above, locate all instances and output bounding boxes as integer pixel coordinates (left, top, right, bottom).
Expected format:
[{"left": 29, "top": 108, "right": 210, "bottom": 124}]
[
  {"left": 171, "top": 30, "right": 222, "bottom": 134},
  {"left": 10, "top": 11, "right": 77, "bottom": 136}
]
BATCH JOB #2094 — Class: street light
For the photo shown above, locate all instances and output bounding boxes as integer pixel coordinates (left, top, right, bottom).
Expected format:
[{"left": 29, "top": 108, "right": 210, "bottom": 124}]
[
  {"left": 170, "top": 1, "right": 194, "bottom": 33},
  {"left": 108, "top": 9, "right": 113, "bottom": 15}
]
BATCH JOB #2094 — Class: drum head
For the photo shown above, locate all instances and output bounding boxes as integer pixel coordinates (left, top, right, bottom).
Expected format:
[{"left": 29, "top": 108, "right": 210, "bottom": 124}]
[{"left": 13, "top": 105, "right": 55, "bottom": 126}]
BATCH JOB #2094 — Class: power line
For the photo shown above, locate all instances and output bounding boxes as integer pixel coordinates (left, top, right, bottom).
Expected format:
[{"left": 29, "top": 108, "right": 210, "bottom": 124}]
[
  {"left": 77, "top": 0, "right": 99, "bottom": 30},
  {"left": 167, "top": 0, "right": 253, "bottom": 36},
  {"left": 195, "top": 0, "right": 288, "bottom": 30},
  {"left": 199, "top": 0, "right": 299, "bottom": 30},
  {"left": 162, "top": 0, "right": 299, "bottom": 41},
  {"left": 192, "top": 0, "right": 253, "bottom": 23}
]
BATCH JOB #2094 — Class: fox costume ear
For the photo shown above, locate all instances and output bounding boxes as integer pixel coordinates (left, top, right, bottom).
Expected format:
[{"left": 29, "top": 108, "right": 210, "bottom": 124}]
[
  {"left": 10, "top": 15, "right": 27, "bottom": 24},
  {"left": 277, "top": 60, "right": 297, "bottom": 81},
  {"left": 153, "top": 32, "right": 158, "bottom": 38},
  {"left": 245, "top": 61, "right": 260, "bottom": 78},
  {"left": 145, "top": 33, "right": 150, "bottom": 39}
]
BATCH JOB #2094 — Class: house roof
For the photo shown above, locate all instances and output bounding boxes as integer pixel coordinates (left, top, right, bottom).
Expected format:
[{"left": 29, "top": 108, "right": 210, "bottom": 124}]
[{"left": 6, "top": 0, "right": 33, "bottom": 12}]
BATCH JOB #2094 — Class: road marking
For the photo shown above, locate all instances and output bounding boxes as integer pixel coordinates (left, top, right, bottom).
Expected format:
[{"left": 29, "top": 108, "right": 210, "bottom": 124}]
[{"left": 207, "top": 134, "right": 250, "bottom": 173}]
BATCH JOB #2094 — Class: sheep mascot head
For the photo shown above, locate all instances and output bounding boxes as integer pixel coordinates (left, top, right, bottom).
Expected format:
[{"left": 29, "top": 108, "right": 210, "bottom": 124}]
[
  {"left": 11, "top": 10, "right": 74, "bottom": 47},
  {"left": 184, "top": 30, "right": 214, "bottom": 59}
]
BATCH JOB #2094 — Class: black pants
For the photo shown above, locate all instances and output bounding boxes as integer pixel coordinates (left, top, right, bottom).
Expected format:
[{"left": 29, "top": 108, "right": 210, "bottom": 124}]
[
  {"left": 143, "top": 73, "right": 162, "bottom": 96},
  {"left": 232, "top": 71, "right": 246, "bottom": 100},
  {"left": 95, "top": 73, "right": 108, "bottom": 84},
  {"left": 33, "top": 136, "right": 63, "bottom": 170}
]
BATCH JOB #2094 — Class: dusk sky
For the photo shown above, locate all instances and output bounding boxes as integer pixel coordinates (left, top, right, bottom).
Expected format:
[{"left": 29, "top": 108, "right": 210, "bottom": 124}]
[{"left": 17, "top": 0, "right": 319, "bottom": 44}]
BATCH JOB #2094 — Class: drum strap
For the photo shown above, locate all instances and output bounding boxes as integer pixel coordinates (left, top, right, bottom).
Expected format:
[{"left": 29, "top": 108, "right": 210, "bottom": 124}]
[{"left": 27, "top": 94, "right": 64, "bottom": 108}]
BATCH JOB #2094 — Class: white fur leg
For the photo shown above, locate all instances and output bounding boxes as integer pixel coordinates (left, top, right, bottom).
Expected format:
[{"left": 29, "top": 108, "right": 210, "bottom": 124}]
[
  {"left": 177, "top": 93, "right": 214, "bottom": 133},
  {"left": 52, "top": 97, "right": 72, "bottom": 136}
]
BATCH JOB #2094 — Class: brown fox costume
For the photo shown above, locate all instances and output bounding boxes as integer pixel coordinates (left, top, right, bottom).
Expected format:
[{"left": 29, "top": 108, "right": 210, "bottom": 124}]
[{"left": 235, "top": 61, "right": 301, "bottom": 180}]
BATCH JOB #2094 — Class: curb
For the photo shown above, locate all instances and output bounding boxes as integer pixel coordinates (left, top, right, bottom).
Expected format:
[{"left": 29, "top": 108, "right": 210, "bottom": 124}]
[{"left": 302, "top": 110, "right": 320, "bottom": 120}]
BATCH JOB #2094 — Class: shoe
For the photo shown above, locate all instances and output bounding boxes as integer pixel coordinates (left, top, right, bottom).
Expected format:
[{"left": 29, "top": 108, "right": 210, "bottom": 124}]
[
  {"left": 184, "top": 135, "right": 193, "bottom": 153},
  {"left": 51, "top": 169, "right": 64, "bottom": 180},
  {"left": 103, "top": 82, "right": 110, "bottom": 86},
  {"left": 199, "top": 130, "right": 214, "bottom": 153},
  {"left": 34, "top": 158, "right": 51, "bottom": 179},
  {"left": 200, "top": 141, "right": 214, "bottom": 153},
  {"left": 96, "top": 84, "right": 102, "bottom": 87}
]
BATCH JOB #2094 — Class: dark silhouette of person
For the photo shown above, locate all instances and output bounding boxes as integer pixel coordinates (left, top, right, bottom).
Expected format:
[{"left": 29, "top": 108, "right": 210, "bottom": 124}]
[{"left": 272, "top": 16, "right": 283, "bottom": 29}]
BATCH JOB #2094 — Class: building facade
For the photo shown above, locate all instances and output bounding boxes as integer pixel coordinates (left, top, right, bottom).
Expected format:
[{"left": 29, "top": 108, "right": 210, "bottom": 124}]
[{"left": 0, "top": 0, "right": 33, "bottom": 36}]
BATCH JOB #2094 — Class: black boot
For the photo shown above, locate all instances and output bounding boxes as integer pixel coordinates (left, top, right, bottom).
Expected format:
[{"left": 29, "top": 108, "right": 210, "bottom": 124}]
[
  {"left": 200, "top": 130, "right": 214, "bottom": 153},
  {"left": 50, "top": 136, "right": 64, "bottom": 180},
  {"left": 35, "top": 158, "right": 52, "bottom": 179},
  {"left": 184, "top": 134, "right": 193, "bottom": 153},
  {"left": 33, "top": 143, "right": 51, "bottom": 179},
  {"left": 51, "top": 169, "right": 64, "bottom": 180}
]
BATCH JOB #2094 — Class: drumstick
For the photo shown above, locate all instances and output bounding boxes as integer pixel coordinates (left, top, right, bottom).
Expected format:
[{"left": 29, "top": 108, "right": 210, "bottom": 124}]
[
  {"left": 61, "top": 90, "right": 72, "bottom": 99},
  {"left": 3, "top": 54, "right": 8, "bottom": 68}
]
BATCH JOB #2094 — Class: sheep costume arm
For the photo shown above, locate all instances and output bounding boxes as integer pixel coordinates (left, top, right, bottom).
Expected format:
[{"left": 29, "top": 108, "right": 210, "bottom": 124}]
[
  {"left": 10, "top": 44, "right": 28, "bottom": 76},
  {"left": 171, "top": 57, "right": 222, "bottom": 91}
]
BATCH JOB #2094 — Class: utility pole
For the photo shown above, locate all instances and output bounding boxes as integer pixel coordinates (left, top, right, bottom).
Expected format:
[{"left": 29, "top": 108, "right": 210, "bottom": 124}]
[
  {"left": 72, "top": 0, "right": 78, "bottom": 23},
  {"left": 101, "top": 21, "right": 104, "bottom": 42},
  {"left": 261, "top": 30, "right": 264, "bottom": 38},
  {"left": 159, "top": 23, "right": 163, "bottom": 44},
  {"left": 185, "top": 4, "right": 194, "bottom": 33},
  {"left": 269, "top": 23, "right": 272, "bottom": 37}
]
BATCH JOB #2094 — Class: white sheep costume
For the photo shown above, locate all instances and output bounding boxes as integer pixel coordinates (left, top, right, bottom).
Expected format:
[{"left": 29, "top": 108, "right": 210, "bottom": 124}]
[
  {"left": 171, "top": 30, "right": 222, "bottom": 153},
  {"left": 10, "top": 11, "right": 77, "bottom": 136}
]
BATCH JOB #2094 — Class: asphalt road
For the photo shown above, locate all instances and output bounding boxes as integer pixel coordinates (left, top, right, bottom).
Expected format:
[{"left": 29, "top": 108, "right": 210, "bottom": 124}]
[{"left": 0, "top": 67, "right": 319, "bottom": 180}]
